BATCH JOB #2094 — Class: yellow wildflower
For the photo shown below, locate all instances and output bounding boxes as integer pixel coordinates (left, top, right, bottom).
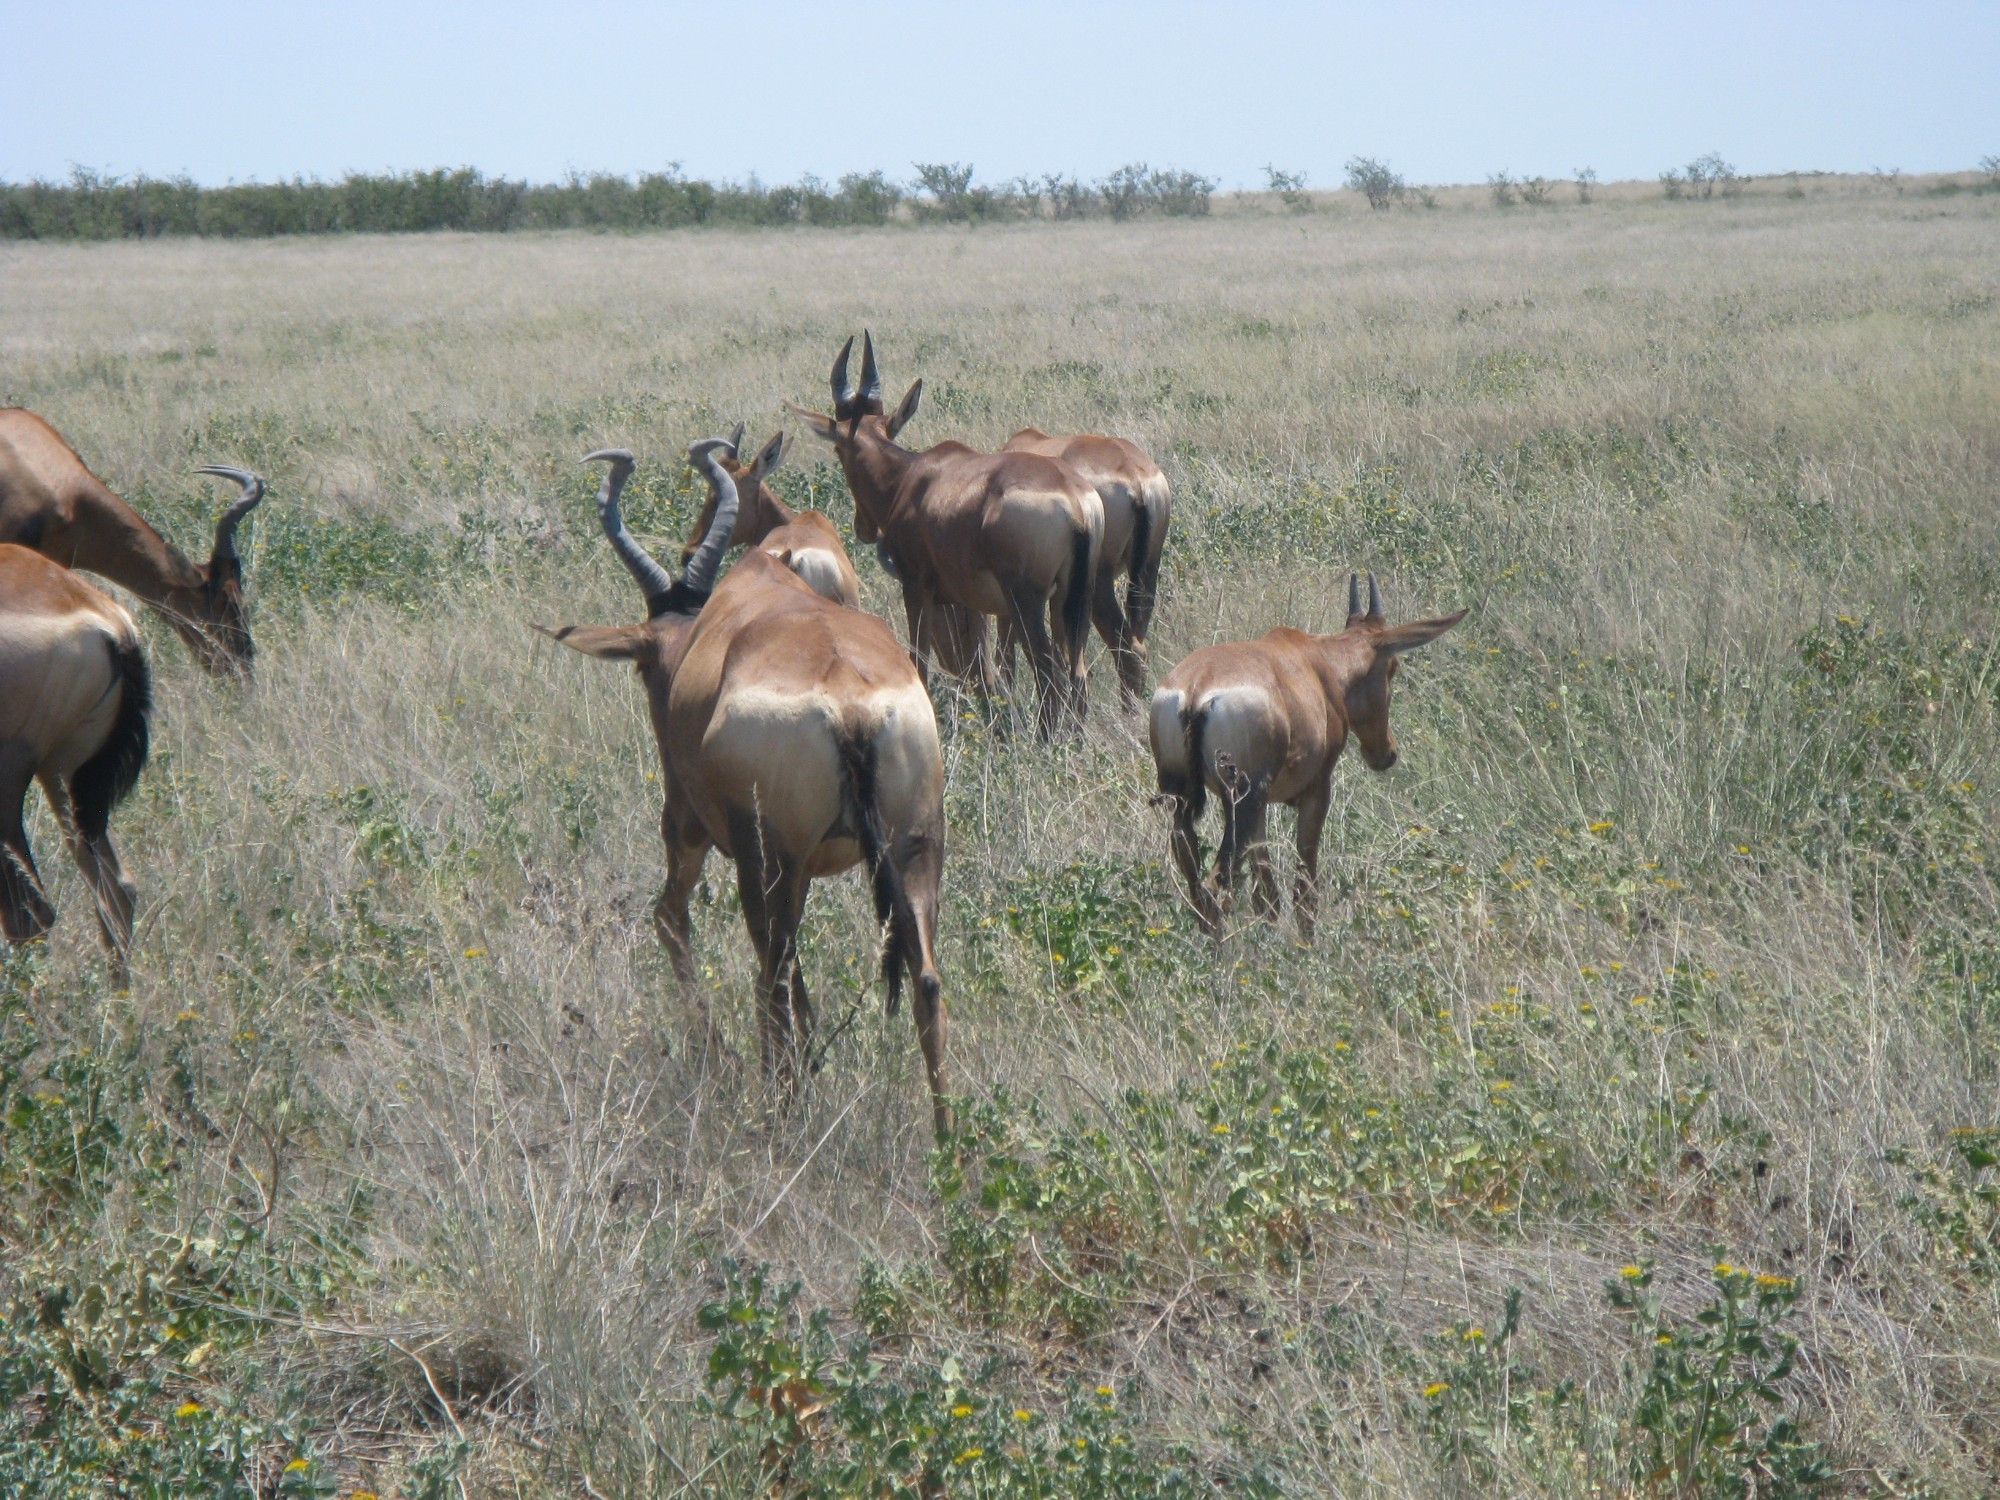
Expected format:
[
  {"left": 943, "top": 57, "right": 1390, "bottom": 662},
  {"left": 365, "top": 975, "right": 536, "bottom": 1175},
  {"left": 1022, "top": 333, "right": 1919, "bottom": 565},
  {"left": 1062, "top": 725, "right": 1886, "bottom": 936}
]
[
  {"left": 1014, "top": 1408, "right": 1035, "bottom": 1422},
  {"left": 1096, "top": 1385, "right": 1114, "bottom": 1398},
  {"left": 174, "top": 1402, "right": 203, "bottom": 1419},
  {"left": 1423, "top": 1382, "right": 1450, "bottom": 1398},
  {"left": 955, "top": 1448, "right": 984, "bottom": 1463},
  {"left": 284, "top": 1459, "right": 310, "bottom": 1474},
  {"left": 951, "top": 1404, "right": 973, "bottom": 1418},
  {"left": 1619, "top": 1265, "right": 1644, "bottom": 1279}
]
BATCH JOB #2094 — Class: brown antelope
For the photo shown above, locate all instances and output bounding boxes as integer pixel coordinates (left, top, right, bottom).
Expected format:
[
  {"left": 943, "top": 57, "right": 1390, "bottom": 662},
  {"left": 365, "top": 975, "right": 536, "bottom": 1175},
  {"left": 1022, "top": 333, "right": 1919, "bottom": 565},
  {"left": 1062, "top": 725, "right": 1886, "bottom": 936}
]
[
  {"left": 0, "top": 545, "right": 153, "bottom": 961},
  {"left": 787, "top": 334, "right": 1102, "bottom": 736},
  {"left": 0, "top": 408, "right": 267, "bottom": 678},
  {"left": 1150, "top": 573, "right": 1466, "bottom": 938},
  {"left": 1000, "top": 428, "right": 1170, "bottom": 705},
  {"left": 539, "top": 441, "right": 949, "bottom": 1133},
  {"left": 679, "top": 425, "right": 862, "bottom": 608}
]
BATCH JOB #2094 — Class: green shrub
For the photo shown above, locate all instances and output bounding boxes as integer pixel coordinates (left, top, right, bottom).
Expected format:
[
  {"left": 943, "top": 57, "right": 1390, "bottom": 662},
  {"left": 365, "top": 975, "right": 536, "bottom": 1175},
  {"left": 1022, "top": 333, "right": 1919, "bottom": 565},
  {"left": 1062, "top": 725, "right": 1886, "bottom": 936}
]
[
  {"left": 696, "top": 1261, "right": 1261, "bottom": 1497},
  {"left": 1606, "top": 1259, "right": 1833, "bottom": 1497}
]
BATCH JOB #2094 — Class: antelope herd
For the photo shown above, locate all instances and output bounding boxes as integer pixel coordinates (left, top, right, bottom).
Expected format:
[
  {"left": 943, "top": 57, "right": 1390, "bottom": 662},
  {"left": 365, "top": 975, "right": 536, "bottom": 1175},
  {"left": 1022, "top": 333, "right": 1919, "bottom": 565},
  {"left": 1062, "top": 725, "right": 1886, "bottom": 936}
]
[{"left": 0, "top": 334, "right": 1464, "bottom": 1132}]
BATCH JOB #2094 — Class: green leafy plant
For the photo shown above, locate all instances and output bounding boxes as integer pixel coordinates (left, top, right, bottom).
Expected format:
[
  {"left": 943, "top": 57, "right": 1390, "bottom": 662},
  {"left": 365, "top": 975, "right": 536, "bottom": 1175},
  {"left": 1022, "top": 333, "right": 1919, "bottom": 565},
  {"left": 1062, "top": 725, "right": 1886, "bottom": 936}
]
[
  {"left": 1606, "top": 1258, "right": 1832, "bottom": 1497},
  {"left": 1888, "top": 1128, "right": 2000, "bottom": 1280},
  {"left": 696, "top": 1260, "right": 1255, "bottom": 1498}
]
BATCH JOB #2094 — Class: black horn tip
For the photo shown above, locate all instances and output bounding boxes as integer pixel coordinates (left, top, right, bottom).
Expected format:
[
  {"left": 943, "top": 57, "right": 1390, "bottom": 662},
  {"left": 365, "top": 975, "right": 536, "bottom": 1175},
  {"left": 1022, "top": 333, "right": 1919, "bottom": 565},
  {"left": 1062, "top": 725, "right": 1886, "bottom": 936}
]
[{"left": 581, "top": 447, "right": 636, "bottom": 467}]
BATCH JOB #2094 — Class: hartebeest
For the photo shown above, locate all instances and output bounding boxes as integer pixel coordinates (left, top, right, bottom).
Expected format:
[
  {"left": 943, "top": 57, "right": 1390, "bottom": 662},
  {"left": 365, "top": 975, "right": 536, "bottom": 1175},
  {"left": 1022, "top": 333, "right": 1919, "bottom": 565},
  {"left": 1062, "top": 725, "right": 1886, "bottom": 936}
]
[
  {"left": 788, "top": 334, "right": 1102, "bottom": 736},
  {"left": 1150, "top": 573, "right": 1466, "bottom": 938},
  {"left": 540, "top": 441, "right": 949, "bottom": 1133},
  {"left": 679, "top": 427, "right": 862, "bottom": 608},
  {"left": 0, "top": 545, "right": 153, "bottom": 961},
  {"left": 1001, "top": 428, "right": 1170, "bottom": 705},
  {"left": 0, "top": 408, "right": 268, "bottom": 677}
]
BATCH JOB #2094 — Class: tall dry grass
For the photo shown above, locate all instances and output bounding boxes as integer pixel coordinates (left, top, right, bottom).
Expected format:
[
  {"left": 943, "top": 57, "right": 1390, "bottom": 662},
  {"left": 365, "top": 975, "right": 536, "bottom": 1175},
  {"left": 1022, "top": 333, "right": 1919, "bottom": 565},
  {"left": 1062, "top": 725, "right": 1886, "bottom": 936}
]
[{"left": 2, "top": 185, "right": 1998, "bottom": 1494}]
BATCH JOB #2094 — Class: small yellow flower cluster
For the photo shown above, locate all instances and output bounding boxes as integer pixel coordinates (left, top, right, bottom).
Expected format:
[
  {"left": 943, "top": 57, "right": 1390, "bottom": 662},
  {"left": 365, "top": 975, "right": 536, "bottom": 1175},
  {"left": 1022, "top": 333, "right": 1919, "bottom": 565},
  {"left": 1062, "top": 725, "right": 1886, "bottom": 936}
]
[{"left": 1423, "top": 1381, "right": 1450, "bottom": 1398}]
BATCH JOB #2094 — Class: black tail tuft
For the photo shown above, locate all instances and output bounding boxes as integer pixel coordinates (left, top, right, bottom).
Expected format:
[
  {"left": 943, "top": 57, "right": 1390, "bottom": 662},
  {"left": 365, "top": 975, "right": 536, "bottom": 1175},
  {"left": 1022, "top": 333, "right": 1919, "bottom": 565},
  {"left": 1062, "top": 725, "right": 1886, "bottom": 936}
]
[
  {"left": 840, "top": 734, "right": 913, "bottom": 1015},
  {"left": 1181, "top": 700, "right": 1210, "bottom": 823},
  {"left": 1062, "top": 524, "right": 1094, "bottom": 676},
  {"left": 1124, "top": 497, "right": 1154, "bottom": 627},
  {"left": 71, "top": 634, "right": 151, "bottom": 842}
]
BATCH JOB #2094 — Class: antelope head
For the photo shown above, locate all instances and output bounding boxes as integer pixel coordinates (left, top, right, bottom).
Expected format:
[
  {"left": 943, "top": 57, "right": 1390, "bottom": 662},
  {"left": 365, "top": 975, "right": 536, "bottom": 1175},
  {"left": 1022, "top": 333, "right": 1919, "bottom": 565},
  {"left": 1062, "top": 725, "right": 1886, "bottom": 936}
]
[
  {"left": 536, "top": 439, "right": 741, "bottom": 664},
  {"left": 170, "top": 466, "right": 267, "bottom": 678},
  {"left": 680, "top": 428, "right": 789, "bottom": 566},
  {"left": 785, "top": 332, "right": 923, "bottom": 543},
  {"left": 1337, "top": 571, "right": 1468, "bottom": 771}
]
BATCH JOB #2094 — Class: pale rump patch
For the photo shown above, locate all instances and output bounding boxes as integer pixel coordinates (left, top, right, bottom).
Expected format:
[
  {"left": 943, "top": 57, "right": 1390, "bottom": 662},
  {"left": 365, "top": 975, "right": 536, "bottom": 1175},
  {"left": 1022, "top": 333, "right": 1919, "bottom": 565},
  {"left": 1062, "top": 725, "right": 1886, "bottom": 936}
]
[
  {"left": 1194, "top": 688, "right": 1280, "bottom": 795},
  {"left": 780, "top": 547, "right": 847, "bottom": 603},
  {"left": 0, "top": 609, "right": 127, "bottom": 763},
  {"left": 701, "top": 681, "right": 940, "bottom": 866},
  {"left": 1148, "top": 689, "right": 1189, "bottom": 776}
]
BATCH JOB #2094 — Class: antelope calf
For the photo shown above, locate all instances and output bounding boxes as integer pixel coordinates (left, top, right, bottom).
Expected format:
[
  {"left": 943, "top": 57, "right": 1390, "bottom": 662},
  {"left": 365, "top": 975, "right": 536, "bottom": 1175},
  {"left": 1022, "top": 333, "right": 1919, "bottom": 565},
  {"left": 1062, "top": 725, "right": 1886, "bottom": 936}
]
[
  {"left": 0, "top": 545, "right": 153, "bottom": 961},
  {"left": 679, "top": 426, "right": 862, "bottom": 607},
  {"left": 1001, "top": 428, "right": 1170, "bottom": 704},
  {"left": 540, "top": 441, "right": 949, "bottom": 1133},
  {"left": 1150, "top": 574, "right": 1465, "bottom": 938},
  {"left": 0, "top": 408, "right": 268, "bottom": 677},
  {"left": 788, "top": 334, "right": 1102, "bottom": 736}
]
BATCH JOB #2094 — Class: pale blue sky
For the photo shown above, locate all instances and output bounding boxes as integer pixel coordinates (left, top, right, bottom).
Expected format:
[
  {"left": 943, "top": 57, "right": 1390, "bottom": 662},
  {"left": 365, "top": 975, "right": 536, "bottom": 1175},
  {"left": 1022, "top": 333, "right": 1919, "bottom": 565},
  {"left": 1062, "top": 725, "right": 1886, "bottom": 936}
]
[{"left": 7, "top": 2, "right": 1996, "bottom": 189}]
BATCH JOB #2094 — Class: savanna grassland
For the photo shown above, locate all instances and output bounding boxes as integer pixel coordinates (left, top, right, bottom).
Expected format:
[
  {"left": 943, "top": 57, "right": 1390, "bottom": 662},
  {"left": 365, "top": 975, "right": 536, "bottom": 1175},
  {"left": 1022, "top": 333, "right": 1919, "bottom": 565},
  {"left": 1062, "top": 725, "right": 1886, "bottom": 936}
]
[{"left": 3, "top": 180, "right": 1999, "bottom": 1497}]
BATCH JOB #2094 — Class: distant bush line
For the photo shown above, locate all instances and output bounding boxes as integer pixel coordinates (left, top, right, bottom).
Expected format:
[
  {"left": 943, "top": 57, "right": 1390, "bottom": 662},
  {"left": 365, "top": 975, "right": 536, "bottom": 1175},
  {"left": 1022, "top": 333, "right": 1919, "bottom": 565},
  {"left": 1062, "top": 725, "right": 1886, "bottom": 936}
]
[{"left": 0, "top": 162, "right": 1218, "bottom": 240}]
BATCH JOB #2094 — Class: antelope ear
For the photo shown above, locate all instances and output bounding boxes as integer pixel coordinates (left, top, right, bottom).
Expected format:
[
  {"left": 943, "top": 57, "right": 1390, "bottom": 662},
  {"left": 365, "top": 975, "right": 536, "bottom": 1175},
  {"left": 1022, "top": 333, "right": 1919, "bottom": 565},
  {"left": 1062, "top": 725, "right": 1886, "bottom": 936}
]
[
  {"left": 749, "top": 430, "right": 789, "bottom": 483},
  {"left": 1375, "top": 608, "right": 1469, "bottom": 656},
  {"left": 885, "top": 379, "right": 923, "bottom": 439},
  {"left": 784, "top": 402, "right": 841, "bottom": 442},
  {"left": 533, "top": 621, "right": 655, "bottom": 662}
]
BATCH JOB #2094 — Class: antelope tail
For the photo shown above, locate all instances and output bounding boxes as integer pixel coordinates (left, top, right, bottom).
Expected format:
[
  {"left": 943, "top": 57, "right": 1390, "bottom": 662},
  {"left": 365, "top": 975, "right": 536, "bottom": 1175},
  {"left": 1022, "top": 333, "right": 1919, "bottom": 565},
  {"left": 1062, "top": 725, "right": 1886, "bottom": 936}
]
[
  {"left": 840, "top": 734, "right": 927, "bottom": 1016},
  {"left": 1062, "top": 522, "right": 1095, "bottom": 678},
  {"left": 71, "top": 634, "right": 152, "bottom": 841},
  {"left": 1180, "top": 698, "right": 1211, "bottom": 822}
]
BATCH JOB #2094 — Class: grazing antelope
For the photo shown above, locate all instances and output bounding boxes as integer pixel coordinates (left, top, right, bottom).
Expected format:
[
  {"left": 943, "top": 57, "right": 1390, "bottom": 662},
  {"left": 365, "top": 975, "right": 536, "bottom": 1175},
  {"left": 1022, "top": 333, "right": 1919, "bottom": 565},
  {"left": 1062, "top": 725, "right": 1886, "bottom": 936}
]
[
  {"left": 1000, "top": 428, "right": 1170, "bottom": 705},
  {"left": 540, "top": 441, "right": 949, "bottom": 1133},
  {"left": 1150, "top": 573, "right": 1466, "bottom": 938},
  {"left": 787, "top": 334, "right": 1102, "bottom": 736},
  {"left": 680, "top": 426, "right": 862, "bottom": 608},
  {"left": 0, "top": 545, "right": 153, "bottom": 961},
  {"left": 0, "top": 408, "right": 267, "bottom": 678}
]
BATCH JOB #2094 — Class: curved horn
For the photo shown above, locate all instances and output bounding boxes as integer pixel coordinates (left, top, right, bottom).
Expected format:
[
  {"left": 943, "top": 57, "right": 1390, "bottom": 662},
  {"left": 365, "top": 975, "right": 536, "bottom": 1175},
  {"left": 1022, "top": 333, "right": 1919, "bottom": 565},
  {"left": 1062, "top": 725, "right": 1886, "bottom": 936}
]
[
  {"left": 583, "top": 448, "right": 676, "bottom": 615},
  {"left": 725, "top": 421, "right": 745, "bottom": 459},
  {"left": 679, "top": 438, "right": 740, "bottom": 600},
  {"left": 857, "top": 329, "right": 883, "bottom": 411},
  {"left": 1346, "top": 571, "right": 1362, "bottom": 622},
  {"left": 197, "top": 465, "right": 267, "bottom": 565},
  {"left": 1367, "top": 571, "right": 1385, "bottom": 621},
  {"left": 830, "top": 335, "right": 857, "bottom": 417}
]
